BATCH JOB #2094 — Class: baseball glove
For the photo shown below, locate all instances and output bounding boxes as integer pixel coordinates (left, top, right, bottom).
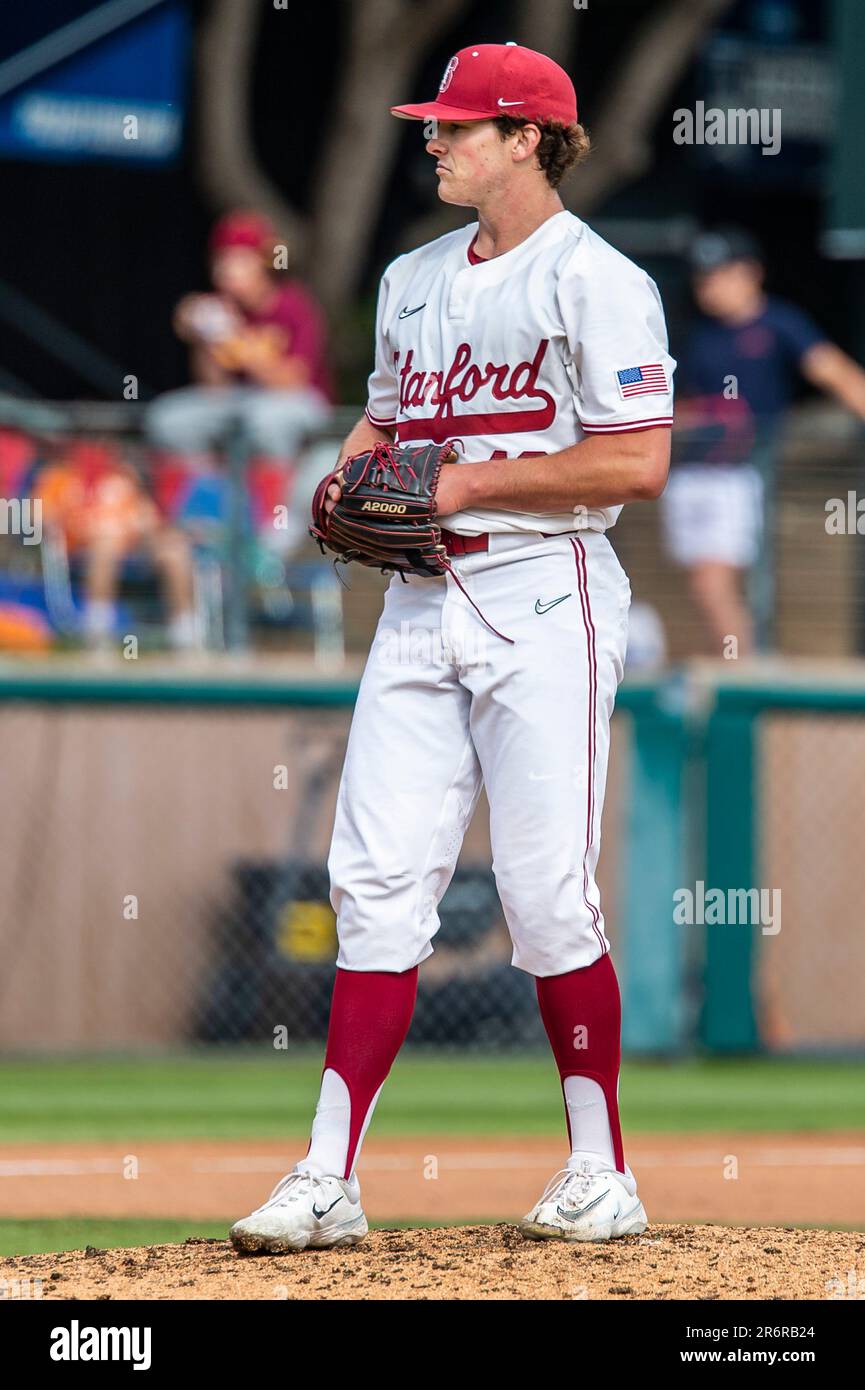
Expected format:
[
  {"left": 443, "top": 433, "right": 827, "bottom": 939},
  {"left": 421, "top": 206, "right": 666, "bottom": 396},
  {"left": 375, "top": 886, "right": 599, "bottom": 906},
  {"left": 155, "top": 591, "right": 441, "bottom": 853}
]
[{"left": 309, "top": 440, "right": 458, "bottom": 578}]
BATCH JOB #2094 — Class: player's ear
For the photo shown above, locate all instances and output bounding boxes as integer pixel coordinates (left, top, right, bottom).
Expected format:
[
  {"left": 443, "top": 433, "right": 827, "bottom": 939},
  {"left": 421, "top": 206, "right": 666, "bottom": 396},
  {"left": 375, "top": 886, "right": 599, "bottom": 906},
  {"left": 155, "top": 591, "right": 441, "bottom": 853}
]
[{"left": 512, "top": 122, "right": 542, "bottom": 164}]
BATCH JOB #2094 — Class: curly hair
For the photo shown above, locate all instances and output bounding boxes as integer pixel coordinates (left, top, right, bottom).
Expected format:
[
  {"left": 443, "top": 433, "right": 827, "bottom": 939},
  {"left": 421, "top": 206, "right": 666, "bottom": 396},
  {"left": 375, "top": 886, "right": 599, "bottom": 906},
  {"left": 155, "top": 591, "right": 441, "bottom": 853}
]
[{"left": 493, "top": 116, "right": 591, "bottom": 188}]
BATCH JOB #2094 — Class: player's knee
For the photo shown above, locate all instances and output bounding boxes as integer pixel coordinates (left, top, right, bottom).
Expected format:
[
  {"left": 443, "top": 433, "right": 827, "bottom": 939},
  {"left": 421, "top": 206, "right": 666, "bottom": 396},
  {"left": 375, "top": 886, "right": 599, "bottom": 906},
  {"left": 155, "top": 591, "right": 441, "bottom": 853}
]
[
  {"left": 334, "top": 902, "right": 434, "bottom": 973},
  {"left": 330, "top": 868, "right": 438, "bottom": 965},
  {"left": 497, "top": 875, "right": 607, "bottom": 969},
  {"left": 150, "top": 526, "right": 191, "bottom": 569},
  {"left": 87, "top": 532, "right": 129, "bottom": 564}
]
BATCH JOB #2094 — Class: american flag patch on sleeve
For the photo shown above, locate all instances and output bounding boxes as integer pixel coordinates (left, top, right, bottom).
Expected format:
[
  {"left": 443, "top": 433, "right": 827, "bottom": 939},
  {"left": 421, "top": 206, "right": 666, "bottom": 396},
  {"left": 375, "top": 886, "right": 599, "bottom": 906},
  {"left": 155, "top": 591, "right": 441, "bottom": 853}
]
[{"left": 616, "top": 364, "right": 668, "bottom": 399}]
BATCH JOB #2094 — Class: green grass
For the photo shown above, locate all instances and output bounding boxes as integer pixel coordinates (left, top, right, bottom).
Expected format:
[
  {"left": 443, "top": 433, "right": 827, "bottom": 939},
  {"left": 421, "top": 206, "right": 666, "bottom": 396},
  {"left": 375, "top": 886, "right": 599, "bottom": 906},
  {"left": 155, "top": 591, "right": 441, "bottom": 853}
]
[
  {"left": 0, "top": 1215, "right": 490, "bottom": 1258},
  {"left": 0, "top": 1219, "right": 229, "bottom": 1258},
  {"left": 1, "top": 1053, "right": 863, "bottom": 1143}
]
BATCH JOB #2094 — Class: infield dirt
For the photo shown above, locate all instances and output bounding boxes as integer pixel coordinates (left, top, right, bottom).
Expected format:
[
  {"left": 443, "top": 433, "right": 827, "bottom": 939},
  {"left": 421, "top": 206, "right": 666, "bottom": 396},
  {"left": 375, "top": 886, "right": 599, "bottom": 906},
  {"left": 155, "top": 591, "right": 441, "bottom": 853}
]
[{"left": 4, "top": 1224, "right": 864, "bottom": 1300}]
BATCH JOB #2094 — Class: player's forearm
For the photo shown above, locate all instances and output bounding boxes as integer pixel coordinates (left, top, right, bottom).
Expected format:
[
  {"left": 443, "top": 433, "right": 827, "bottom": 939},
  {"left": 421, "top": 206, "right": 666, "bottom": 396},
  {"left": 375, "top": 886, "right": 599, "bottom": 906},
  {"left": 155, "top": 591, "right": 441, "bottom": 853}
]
[
  {"left": 803, "top": 344, "right": 865, "bottom": 421},
  {"left": 822, "top": 362, "right": 865, "bottom": 420},
  {"left": 190, "top": 346, "right": 229, "bottom": 386},
  {"left": 453, "top": 428, "right": 671, "bottom": 512},
  {"left": 337, "top": 416, "right": 395, "bottom": 466}
]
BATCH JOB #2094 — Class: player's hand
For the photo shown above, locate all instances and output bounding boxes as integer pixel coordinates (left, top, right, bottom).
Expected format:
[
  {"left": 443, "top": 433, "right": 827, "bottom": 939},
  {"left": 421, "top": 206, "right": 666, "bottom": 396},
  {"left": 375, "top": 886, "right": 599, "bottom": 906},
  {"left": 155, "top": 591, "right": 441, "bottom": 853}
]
[
  {"left": 174, "top": 293, "right": 240, "bottom": 345},
  {"left": 219, "top": 327, "right": 279, "bottom": 371}
]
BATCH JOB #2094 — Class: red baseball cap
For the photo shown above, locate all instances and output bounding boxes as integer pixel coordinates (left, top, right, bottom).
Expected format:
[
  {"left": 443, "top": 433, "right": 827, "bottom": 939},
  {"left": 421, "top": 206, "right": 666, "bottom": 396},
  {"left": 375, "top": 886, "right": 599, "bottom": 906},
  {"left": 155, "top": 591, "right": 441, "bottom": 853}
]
[
  {"left": 391, "top": 43, "right": 578, "bottom": 126},
  {"left": 209, "top": 210, "right": 276, "bottom": 256}
]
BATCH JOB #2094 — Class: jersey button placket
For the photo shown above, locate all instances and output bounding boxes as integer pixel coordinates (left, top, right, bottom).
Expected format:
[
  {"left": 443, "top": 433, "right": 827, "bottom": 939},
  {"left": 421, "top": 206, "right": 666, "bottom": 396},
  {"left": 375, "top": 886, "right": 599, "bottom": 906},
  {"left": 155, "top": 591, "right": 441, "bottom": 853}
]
[{"left": 448, "top": 267, "right": 471, "bottom": 320}]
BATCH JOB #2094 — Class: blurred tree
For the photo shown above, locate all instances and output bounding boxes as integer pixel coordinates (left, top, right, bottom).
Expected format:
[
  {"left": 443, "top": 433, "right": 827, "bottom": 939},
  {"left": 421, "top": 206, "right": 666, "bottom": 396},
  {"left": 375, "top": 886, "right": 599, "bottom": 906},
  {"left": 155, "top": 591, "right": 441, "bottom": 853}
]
[
  {"left": 197, "top": 0, "right": 305, "bottom": 244},
  {"left": 194, "top": 0, "right": 734, "bottom": 328},
  {"left": 306, "top": 0, "right": 471, "bottom": 314},
  {"left": 567, "top": 0, "right": 736, "bottom": 215},
  {"left": 511, "top": 0, "right": 575, "bottom": 62},
  {"left": 196, "top": 0, "right": 470, "bottom": 317}
]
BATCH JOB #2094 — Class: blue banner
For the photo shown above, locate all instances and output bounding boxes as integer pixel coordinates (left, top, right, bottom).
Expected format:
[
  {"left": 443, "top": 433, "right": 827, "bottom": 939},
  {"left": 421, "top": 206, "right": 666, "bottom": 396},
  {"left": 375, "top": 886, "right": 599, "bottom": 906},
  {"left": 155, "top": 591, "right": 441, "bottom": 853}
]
[{"left": 0, "top": 0, "right": 189, "bottom": 163}]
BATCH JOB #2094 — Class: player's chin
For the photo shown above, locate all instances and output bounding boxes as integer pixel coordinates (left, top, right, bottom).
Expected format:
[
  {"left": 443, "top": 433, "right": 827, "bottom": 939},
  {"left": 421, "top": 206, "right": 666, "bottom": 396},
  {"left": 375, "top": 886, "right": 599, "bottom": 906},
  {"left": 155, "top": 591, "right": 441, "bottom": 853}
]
[{"left": 435, "top": 177, "right": 470, "bottom": 207}]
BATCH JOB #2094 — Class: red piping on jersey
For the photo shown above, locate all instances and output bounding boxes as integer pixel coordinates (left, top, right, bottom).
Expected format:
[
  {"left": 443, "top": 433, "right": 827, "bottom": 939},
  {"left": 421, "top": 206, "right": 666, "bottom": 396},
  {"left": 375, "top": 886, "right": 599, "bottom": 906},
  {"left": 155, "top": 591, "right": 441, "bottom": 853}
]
[
  {"left": 580, "top": 416, "right": 673, "bottom": 433},
  {"left": 571, "top": 536, "right": 607, "bottom": 958},
  {"left": 365, "top": 405, "right": 397, "bottom": 428}
]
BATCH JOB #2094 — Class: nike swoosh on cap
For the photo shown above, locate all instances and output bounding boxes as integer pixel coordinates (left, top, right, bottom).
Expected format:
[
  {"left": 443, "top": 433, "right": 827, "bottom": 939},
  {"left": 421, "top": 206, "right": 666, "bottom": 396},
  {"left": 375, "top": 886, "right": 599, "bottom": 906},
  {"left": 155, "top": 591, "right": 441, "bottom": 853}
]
[{"left": 497, "top": 99, "right": 524, "bottom": 107}]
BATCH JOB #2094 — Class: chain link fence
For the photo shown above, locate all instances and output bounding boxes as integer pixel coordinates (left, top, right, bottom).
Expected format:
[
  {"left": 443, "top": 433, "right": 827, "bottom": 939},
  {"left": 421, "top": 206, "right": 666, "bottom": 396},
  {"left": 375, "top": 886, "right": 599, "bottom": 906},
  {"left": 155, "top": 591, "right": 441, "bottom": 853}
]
[
  {"left": 0, "top": 690, "right": 597, "bottom": 1054},
  {"left": 1, "top": 671, "right": 864, "bottom": 1057},
  {"left": 759, "top": 709, "right": 865, "bottom": 1050}
]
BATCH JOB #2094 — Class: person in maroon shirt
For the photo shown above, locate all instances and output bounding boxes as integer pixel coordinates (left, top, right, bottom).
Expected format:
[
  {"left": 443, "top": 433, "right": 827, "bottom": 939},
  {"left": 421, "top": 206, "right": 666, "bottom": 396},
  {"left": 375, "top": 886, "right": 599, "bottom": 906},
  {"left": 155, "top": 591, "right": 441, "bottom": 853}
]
[{"left": 147, "top": 210, "right": 333, "bottom": 545}]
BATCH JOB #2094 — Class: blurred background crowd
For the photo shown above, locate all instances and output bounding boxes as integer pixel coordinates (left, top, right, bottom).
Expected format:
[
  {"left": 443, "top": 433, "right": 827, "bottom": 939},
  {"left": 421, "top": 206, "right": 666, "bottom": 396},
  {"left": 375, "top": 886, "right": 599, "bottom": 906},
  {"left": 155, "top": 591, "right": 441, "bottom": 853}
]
[{"left": 1, "top": 0, "right": 864, "bottom": 667}]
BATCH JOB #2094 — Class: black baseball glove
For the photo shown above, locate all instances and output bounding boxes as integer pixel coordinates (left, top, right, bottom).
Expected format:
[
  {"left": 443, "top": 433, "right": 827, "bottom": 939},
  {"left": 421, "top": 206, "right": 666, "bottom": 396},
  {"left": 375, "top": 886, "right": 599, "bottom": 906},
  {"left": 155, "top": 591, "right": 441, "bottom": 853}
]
[{"left": 309, "top": 440, "right": 458, "bottom": 577}]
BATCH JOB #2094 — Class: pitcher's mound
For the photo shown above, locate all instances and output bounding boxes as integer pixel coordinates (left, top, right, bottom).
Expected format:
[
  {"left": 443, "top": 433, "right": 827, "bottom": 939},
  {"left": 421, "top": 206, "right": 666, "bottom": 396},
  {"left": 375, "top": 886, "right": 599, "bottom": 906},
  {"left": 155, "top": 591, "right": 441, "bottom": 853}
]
[{"left": 4, "top": 1224, "right": 862, "bottom": 1300}]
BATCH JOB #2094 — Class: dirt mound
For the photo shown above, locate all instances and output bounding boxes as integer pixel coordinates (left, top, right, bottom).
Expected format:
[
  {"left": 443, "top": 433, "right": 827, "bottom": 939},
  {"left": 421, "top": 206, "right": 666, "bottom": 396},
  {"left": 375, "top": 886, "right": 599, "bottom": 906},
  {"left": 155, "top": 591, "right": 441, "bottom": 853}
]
[{"left": 4, "top": 1224, "right": 863, "bottom": 1300}]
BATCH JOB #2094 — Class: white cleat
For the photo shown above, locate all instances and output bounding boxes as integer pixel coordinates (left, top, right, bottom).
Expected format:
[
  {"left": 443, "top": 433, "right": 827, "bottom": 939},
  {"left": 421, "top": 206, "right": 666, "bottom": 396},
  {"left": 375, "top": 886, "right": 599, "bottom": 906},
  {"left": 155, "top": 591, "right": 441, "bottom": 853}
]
[
  {"left": 519, "top": 1159, "right": 648, "bottom": 1243},
  {"left": 229, "top": 1168, "right": 368, "bottom": 1254}
]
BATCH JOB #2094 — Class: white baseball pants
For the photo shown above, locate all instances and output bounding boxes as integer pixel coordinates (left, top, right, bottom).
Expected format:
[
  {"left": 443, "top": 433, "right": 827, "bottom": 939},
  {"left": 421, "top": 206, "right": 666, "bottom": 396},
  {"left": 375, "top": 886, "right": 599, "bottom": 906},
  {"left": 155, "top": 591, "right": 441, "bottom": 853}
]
[{"left": 328, "top": 529, "right": 630, "bottom": 977}]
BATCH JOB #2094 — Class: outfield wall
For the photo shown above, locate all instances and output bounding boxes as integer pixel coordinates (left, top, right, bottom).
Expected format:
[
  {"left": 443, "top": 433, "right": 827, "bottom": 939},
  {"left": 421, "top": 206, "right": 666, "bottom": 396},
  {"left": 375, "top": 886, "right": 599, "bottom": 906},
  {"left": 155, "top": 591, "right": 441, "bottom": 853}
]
[{"left": 0, "top": 660, "right": 863, "bottom": 1055}]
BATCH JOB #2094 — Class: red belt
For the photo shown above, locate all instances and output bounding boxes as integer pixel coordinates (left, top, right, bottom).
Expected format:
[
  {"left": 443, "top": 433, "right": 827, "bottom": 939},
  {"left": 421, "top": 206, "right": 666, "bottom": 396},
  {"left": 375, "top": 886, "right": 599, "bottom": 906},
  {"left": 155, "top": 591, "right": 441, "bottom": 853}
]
[
  {"left": 440, "top": 529, "right": 564, "bottom": 555},
  {"left": 440, "top": 529, "right": 489, "bottom": 556}
]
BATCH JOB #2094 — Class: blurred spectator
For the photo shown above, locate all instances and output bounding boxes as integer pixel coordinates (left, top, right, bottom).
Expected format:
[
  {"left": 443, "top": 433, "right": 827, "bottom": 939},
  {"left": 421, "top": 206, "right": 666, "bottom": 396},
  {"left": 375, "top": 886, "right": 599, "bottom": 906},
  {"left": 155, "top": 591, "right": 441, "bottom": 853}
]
[
  {"left": 624, "top": 601, "right": 668, "bottom": 673},
  {"left": 36, "top": 441, "right": 198, "bottom": 651},
  {"left": 147, "top": 210, "right": 333, "bottom": 550},
  {"left": 662, "top": 228, "right": 865, "bottom": 656}
]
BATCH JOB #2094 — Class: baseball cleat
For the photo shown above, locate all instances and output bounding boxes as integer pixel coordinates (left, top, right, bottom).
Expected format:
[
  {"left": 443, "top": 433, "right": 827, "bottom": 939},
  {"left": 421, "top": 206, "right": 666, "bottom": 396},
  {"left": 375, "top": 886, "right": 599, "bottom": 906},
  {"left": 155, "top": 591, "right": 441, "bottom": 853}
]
[
  {"left": 229, "top": 1168, "right": 368, "bottom": 1254},
  {"left": 519, "top": 1159, "right": 647, "bottom": 1242}
]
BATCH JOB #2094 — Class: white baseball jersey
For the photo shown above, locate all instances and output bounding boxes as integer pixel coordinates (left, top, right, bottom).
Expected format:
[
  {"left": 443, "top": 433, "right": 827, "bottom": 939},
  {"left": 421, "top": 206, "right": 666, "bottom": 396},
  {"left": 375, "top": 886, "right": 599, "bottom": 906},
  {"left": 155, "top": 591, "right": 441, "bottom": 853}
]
[{"left": 365, "top": 208, "right": 676, "bottom": 535}]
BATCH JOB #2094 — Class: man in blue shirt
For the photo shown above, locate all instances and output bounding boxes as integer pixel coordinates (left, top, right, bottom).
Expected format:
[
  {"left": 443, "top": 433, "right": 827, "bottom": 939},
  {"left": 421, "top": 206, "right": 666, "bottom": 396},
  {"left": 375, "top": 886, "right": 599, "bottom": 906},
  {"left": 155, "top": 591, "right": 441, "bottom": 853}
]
[{"left": 662, "top": 228, "right": 865, "bottom": 654}]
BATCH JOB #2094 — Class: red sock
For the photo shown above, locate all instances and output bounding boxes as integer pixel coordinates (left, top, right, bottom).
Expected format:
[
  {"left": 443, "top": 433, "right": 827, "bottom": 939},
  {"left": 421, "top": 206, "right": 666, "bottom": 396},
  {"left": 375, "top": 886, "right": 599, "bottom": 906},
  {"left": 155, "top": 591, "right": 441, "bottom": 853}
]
[
  {"left": 315, "top": 967, "right": 418, "bottom": 1178},
  {"left": 535, "top": 953, "right": 625, "bottom": 1172}
]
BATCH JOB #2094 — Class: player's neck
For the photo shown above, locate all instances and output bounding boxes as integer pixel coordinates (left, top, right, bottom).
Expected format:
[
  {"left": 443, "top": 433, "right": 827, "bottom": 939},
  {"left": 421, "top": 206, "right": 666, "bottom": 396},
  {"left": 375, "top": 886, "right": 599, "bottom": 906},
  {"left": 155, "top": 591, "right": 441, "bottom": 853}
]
[
  {"left": 472, "top": 190, "right": 564, "bottom": 260},
  {"left": 719, "top": 291, "right": 768, "bottom": 327},
  {"left": 235, "top": 278, "right": 279, "bottom": 315}
]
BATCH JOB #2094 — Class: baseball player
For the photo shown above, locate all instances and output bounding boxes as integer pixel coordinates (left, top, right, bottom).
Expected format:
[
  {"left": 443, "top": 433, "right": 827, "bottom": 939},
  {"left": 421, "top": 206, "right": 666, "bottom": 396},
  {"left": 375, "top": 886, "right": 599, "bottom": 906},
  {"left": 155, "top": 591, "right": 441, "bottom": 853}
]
[
  {"left": 662, "top": 227, "right": 865, "bottom": 656},
  {"left": 231, "top": 41, "right": 675, "bottom": 1253}
]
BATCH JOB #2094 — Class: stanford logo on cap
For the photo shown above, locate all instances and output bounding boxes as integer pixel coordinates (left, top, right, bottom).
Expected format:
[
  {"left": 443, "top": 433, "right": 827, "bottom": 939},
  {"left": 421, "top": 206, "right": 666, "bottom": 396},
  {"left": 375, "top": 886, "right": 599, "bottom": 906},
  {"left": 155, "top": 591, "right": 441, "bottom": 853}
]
[
  {"left": 391, "top": 44, "right": 578, "bottom": 126},
  {"left": 439, "top": 55, "right": 458, "bottom": 94}
]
